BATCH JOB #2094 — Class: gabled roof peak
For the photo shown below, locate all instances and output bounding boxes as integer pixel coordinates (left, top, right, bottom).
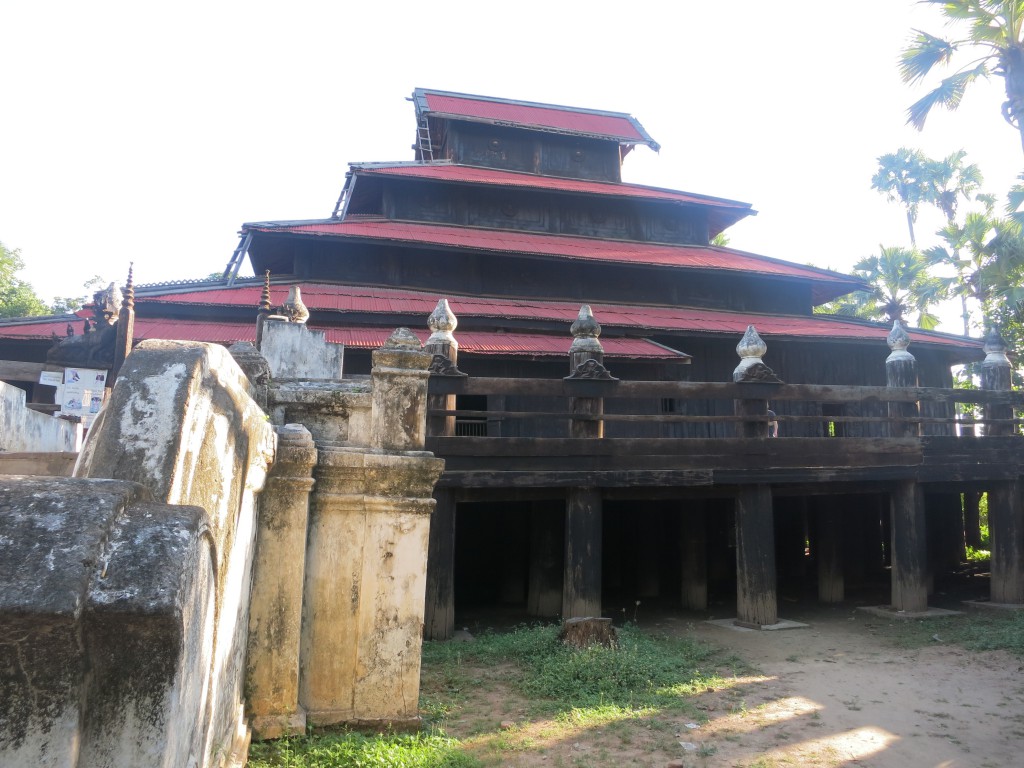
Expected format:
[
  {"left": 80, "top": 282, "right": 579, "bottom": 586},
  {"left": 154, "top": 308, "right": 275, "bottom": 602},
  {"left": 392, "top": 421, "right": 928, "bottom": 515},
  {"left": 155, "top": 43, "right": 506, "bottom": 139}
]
[{"left": 412, "top": 88, "right": 660, "bottom": 151}]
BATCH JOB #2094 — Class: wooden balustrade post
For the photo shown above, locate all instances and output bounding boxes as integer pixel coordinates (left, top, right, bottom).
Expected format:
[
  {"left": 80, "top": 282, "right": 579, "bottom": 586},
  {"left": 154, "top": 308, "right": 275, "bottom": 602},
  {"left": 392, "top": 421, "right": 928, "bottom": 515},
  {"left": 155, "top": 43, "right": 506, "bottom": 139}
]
[
  {"left": 423, "top": 299, "right": 466, "bottom": 640},
  {"left": 981, "top": 330, "right": 1024, "bottom": 604},
  {"left": 563, "top": 305, "right": 612, "bottom": 619},
  {"left": 732, "top": 326, "right": 780, "bottom": 627},
  {"left": 886, "top": 321, "right": 928, "bottom": 612}
]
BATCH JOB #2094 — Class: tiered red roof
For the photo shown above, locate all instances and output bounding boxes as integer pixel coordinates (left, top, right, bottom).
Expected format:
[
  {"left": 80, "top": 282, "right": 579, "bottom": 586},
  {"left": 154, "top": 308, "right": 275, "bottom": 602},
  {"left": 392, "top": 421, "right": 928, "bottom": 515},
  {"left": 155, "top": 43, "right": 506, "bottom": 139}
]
[{"left": 413, "top": 88, "right": 659, "bottom": 150}]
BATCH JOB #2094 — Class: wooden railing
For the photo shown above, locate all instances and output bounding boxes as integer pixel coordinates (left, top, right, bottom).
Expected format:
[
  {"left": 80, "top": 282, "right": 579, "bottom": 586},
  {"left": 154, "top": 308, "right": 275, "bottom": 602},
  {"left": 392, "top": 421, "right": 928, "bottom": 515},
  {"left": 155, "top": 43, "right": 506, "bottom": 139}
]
[{"left": 427, "top": 377, "right": 1024, "bottom": 439}]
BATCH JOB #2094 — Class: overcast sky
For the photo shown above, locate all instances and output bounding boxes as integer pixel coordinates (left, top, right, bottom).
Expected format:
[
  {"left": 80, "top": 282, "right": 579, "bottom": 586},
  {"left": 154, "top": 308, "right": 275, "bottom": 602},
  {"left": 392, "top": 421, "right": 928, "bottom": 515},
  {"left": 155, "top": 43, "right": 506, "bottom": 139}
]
[{"left": 2, "top": 1, "right": 1020, "bottom": 333}]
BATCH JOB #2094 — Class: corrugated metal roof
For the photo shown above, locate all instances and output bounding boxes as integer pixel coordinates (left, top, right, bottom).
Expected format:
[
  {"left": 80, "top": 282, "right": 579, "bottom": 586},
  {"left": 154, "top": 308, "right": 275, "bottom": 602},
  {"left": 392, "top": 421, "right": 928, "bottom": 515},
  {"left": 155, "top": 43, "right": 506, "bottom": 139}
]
[
  {"left": 245, "top": 219, "right": 862, "bottom": 295},
  {"left": 351, "top": 163, "right": 754, "bottom": 213},
  {"left": 0, "top": 316, "right": 686, "bottom": 359},
  {"left": 132, "top": 282, "right": 977, "bottom": 351},
  {"left": 414, "top": 88, "right": 658, "bottom": 149}
]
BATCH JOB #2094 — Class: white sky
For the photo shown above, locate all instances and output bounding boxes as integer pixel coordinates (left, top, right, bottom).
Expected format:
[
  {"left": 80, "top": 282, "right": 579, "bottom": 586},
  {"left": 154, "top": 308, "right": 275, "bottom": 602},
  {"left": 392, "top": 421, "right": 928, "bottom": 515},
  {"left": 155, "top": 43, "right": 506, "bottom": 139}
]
[{"left": 2, "top": 1, "right": 1020, "bottom": 334}]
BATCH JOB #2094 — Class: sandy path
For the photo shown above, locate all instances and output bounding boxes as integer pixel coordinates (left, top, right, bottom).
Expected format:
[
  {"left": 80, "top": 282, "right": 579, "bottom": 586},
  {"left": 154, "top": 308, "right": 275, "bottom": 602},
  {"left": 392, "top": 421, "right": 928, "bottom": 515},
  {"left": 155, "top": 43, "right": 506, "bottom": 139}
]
[{"left": 676, "top": 605, "right": 1024, "bottom": 767}]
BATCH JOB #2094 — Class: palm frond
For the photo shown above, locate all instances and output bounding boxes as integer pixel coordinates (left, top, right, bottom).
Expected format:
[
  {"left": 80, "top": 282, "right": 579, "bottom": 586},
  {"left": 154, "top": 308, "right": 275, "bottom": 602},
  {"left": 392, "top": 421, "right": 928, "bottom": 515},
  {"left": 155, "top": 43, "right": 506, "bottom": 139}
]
[
  {"left": 900, "top": 30, "right": 956, "bottom": 82},
  {"left": 907, "top": 64, "right": 991, "bottom": 128}
]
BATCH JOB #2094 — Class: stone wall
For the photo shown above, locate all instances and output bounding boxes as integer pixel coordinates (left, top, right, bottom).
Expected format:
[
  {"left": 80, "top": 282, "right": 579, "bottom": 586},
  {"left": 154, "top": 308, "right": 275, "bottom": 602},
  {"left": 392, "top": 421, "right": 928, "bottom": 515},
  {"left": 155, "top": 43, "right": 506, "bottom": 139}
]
[
  {"left": 0, "top": 380, "right": 79, "bottom": 453},
  {"left": 76, "top": 339, "right": 276, "bottom": 766},
  {"left": 0, "top": 476, "right": 215, "bottom": 768}
]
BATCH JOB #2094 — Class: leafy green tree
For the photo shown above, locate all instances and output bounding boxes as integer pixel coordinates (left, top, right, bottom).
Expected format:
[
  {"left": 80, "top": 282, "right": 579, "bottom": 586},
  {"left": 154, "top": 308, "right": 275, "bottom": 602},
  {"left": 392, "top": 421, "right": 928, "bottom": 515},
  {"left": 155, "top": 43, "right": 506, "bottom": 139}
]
[
  {"left": 0, "top": 241, "right": 49, "bottom": 318},
  {"left": 924, "top": 211, "right": 1024, "bottom": 332},
  {"left": 852, "top": 245, "right": 947, "bottom": 329},
  {"left": 871, "top": 148, "right": 932, "bottom": 245},
  {"left": 900, "top": 1, "right": 1024, "bottom": 152}
]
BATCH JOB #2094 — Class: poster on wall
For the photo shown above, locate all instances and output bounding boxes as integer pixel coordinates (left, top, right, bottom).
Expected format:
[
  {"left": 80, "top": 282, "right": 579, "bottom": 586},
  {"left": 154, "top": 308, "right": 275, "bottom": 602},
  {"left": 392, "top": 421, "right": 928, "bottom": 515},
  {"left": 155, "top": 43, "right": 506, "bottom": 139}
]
[{"left": 61, "top": 367, "right": 108, "bottom": 427}]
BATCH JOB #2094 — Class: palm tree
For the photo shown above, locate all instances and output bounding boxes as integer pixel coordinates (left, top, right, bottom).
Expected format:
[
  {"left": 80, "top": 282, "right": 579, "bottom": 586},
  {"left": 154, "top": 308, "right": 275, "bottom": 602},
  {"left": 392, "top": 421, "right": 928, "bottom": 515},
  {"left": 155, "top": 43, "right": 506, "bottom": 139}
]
[
  {"left": 900, "top": 1, "right": 1024, "bottom": 153},
  {"left": 924, "top": 150, "right": 984, "bottom": 222},
  {"left": 853, "top": 245, "right": 946, "bottom": 329},
  {"left": 925, "top": 211, "right": 1024, "bottom": 332},
  {"left": 871, "top": 148, "right": 931, "bottom": 245}
]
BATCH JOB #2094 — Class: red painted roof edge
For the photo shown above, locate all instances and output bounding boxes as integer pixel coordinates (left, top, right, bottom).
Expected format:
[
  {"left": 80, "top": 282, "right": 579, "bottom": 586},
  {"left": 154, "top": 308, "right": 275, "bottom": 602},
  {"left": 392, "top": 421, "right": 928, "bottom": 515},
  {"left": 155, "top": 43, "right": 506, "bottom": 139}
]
[
  {"left": 347, "top": 161, "right": 755, "bottom": 214},
  {"left": 412, "top": 88, "right": 660, "bottom": 151}
]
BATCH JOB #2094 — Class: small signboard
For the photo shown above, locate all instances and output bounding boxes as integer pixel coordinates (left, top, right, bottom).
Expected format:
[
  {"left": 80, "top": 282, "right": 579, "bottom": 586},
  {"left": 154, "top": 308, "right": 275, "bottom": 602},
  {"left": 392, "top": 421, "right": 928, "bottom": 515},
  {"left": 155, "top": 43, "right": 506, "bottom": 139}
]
[
  {"left": 38, "top": 370, "right": 63, "bottom": 387},
  {"left": 61, "top": 367, "right": 108, "bottom": 427}
]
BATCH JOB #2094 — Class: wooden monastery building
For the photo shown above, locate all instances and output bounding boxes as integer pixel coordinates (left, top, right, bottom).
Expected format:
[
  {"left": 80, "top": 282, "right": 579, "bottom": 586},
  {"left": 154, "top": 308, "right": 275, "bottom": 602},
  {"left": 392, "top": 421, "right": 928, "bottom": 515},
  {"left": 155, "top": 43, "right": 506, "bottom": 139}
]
[{"left": 3, "top": 88, "right": 1022, "bottom": 634}]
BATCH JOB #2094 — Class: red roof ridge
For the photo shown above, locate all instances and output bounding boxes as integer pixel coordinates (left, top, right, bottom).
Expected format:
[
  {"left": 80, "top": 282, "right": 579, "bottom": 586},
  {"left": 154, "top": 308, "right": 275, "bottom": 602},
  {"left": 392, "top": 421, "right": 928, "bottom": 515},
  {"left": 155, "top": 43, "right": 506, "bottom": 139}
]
[{"left": 412, "top": 87, "right": 660, "bottom": 151}]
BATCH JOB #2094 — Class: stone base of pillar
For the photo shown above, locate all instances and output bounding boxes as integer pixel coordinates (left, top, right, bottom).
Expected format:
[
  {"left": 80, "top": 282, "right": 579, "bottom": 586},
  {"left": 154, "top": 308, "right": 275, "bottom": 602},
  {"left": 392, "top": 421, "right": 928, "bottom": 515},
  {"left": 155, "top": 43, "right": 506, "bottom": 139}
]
[{"left": 251, "top": 711, "right": 307, "bottom": 741}]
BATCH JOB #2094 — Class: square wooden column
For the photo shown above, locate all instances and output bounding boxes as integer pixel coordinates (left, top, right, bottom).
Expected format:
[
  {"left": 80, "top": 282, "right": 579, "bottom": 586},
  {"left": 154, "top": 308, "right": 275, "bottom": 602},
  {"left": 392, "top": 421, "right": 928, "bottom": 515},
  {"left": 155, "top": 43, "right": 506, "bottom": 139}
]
[
  {"left": 680, "top": 502, "right": 708, "bottom": 610},
  {"left": 563, "top": 487, "right": 602, "bottom": 619},
  {"left": 424, "top": 488, "right": 456, "bottom": 640},
  {"left": 890, "top": 480, "right": 928, "bottom": 612},
  {"left": 735, "top": 485, "right": 778, "bottom": 627},
  {"left": 816, "top": 502, "right": 844, "bottom": 603},
  {"left": 990, "top": 481, "right": 1024, "bottom": 604}
]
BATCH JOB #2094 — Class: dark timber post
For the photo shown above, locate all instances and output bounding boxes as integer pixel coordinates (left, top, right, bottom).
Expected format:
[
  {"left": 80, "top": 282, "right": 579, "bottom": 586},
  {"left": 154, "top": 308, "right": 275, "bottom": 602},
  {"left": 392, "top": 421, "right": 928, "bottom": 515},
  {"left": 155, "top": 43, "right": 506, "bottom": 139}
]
[
  {"left": 982, "top": 330, "right": 1024, "bottom": 604},
  {"left": 563, "top": 305, "right": 612, "bottom": 618},
  {"left": 423, "top": 299, "right": 466, "bottom": 639},
  {"left": 816, "top": 502, "right": 844, "bottom": 603},
  {"left": 886, "top": 320, "right": 928, "bottom": 612},
  {"left": 680, "top": 501, "right": 708, "bottom": 610},
  {"left": 733, "top": 325, "right": 780, "bottom": 627},
  {"left": 528, "top": 501, "right": 564, "bottom": 617},
  {"left": 109, "top": 263, "right": 135, "bottom": 385}
]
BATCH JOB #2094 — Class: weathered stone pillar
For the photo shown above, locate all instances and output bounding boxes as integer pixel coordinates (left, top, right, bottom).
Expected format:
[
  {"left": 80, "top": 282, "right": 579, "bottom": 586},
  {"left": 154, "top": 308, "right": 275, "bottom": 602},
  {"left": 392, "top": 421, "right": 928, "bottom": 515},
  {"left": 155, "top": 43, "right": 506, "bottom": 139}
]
[
  {"left": 246, "top": 424, "right": 316, "bottom": 739},
  {"left": 299, "top": 330, "right": 444, "bottom": 729},
  {"left": 423, "top": 300, "right": 465, "bottom": 640},
  {"left": 886, "top": 321, "right": 928, "bottom": 612},
  {"left": 982, "top": 330, "right": 1024, "bottom": 603},
  {"left": 733, "top": 326, "right": 779, "bottom": 627},
  {"left": 371, "top": 328, "right": 431, "bottom": 451},
  {"left": 680, "top": 502, "right": 708, "bottom": 610},
  {"left": 816, "top": 502, "right": 844, "bottom": 603}
]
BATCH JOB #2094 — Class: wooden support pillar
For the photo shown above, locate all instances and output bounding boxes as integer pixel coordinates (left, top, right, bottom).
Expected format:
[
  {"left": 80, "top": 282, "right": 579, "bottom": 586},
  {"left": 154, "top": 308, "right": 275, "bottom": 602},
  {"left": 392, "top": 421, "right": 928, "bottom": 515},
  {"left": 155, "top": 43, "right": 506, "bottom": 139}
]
[
  {"left": 528, "top": 502, "right": 563, "bottom": 617},
  {"left": 635, "top": 509, "right": 661, "bottom": 598},
  {"left": 500, "top": 509, "right": 528, "bottom": 604},
  {"left": 983, "top": 330, "right": 1024, "bottom": 602},
  {"left": 563, "top": 487, "right": 602, "bottom": 618},
  {"left": 886, "top": 321, "right": 928, "bottom": 611},
  {"left": 963, "top": 491, "right": 983, "bottom": 549},
  {"left": 891, "top": 481, "right": 928, "bottom": 611},
  {"left": 424, "top": 489, "right": 456, "bottom": 640},
  {"left": 989, "top": 481, "right": 1024, "bottom": 603},
  {"left": 423, "top": 299, "right": 466, "bottom": 640},
  {"left": 735, "top": 485, "right": 778, "bottom": 627},
  {"left": 816, "top": 503, "right": 844, "bottom": 603},
  {"left": 561, "top": 305, "right": 610, "bottom": 619},
  {"left": 680, "top": 502, "right": 708, "bottom": 610}
]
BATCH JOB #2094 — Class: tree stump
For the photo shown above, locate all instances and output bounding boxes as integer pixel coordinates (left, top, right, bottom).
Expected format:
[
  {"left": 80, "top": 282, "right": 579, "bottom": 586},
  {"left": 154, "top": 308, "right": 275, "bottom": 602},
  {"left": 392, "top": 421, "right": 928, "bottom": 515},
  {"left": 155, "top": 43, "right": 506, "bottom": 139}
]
[{"left": 559, "top": 617, "right": 617, "bottom": 649}]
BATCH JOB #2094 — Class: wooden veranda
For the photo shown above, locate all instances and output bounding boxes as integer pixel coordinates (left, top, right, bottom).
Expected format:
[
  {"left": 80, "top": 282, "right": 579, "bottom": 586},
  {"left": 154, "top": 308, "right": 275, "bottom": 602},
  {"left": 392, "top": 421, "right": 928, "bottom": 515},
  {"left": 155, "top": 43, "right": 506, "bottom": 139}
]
[{"left": 421, "top": 303, "right": 1024, "bottom": 638}]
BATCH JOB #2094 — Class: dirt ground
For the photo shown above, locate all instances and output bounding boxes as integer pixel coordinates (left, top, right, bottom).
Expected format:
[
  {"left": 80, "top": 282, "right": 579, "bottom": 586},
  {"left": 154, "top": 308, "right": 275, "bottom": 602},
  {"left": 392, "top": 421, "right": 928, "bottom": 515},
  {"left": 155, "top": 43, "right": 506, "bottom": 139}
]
[{"left": 443, "top": 594, "right": 1024, "bottom": 768}]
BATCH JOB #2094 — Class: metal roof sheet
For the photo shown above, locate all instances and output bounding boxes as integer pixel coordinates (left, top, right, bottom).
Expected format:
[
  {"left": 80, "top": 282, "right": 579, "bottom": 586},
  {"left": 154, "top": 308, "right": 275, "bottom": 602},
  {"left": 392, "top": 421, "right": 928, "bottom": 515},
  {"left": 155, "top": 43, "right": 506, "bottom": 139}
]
[
  {"left": 0, "top": 316, "right": 685, "bottom": 359},
  {"left": 414, "top": 88, "right": 658, "bottom": 149},
  {"left": 244, "top": 219, "right": 862, "bottom": 297},
  {"left": 350, "top": 163, "right": 754, "bottom": 214},
  {"left": 133, "top": 282, "right": 976, "bottom": 351}
]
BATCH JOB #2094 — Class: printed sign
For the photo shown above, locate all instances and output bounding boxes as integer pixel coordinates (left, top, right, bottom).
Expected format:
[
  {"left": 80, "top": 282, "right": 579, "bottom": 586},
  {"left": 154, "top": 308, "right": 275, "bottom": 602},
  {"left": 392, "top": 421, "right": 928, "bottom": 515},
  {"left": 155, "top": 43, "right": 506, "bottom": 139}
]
[
  {"left": 38, "top": 370, "right": 63, "bottom": 387},
  {"left": 61, "top": 367, "right": 108, "bottom": 427}
]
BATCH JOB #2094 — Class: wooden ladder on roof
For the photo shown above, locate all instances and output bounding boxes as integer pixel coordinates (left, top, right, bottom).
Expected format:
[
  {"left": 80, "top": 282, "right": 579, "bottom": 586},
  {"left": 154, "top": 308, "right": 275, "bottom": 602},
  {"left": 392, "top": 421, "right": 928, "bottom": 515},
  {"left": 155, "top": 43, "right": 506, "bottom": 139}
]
[
  {"left": 221, "top": 231, "right": 252, "bottom": 286},
  {"left": 417, "top": 115, "right": 434, "bottom": 162}
]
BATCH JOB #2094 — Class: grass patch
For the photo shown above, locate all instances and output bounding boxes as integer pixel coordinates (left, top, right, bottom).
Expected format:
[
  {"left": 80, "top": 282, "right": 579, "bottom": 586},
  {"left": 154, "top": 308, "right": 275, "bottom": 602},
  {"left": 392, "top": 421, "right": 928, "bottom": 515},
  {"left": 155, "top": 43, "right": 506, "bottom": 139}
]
[
  {"left": 247, "top": 730, "right": 481, "bottom": 768},
  {"left": 887, "top": 610, "right": 1024, "bottom": 655},
  {"left": 422, "top": 622, "right": 741, "bottom": 716},
  {"left": 251, "top": 623, "right": 742, "bottom": 767}
]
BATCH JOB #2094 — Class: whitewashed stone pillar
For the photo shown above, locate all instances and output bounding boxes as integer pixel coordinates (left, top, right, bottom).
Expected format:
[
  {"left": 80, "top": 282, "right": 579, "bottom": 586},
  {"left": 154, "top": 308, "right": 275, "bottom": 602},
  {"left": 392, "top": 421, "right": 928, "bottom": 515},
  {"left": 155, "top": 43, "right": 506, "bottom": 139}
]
[
  {"left": 300, "top": 329, "right": 444, "bottom": 729},
  {"left": 246, "top": 424, "right": 316, "bottom": 739}
]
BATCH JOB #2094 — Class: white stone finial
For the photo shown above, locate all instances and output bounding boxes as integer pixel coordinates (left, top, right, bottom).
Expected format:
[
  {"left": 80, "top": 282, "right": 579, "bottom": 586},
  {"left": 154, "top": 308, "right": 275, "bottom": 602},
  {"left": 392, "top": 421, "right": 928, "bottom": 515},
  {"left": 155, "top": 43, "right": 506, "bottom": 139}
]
[
  {"left": 983, "top": 328, "right": 1011, "bottom": 367},
  {"left": 734, "top": 325, "right": 767, "bottom": 377},
  {"left": 569, "top": 304, "right": 603, "bottom": 355},
  {"left": 280, "top": 285, "right": 310, "bottom": 324},
  {"left": 886, "top": 319, "right": 914, "bottom": 363},
  {"left": 427, "top": 299, "right": 458, "bottom": 350}
]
